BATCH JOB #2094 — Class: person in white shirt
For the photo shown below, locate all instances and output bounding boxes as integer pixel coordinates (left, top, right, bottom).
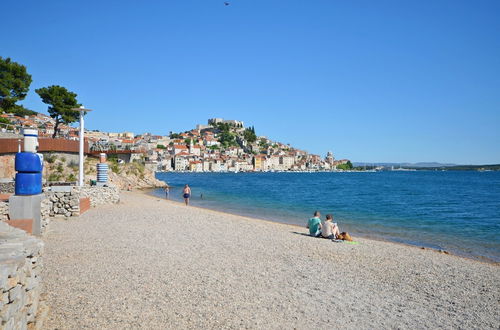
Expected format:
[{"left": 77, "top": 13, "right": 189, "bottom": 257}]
[{"left": 321, "top": 214, "right": 340, "bottom": 239}]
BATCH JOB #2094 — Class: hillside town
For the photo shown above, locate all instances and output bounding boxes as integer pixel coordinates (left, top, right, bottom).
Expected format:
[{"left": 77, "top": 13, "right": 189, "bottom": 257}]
[{"left": 0, "top": 113, "right": 351, "bottom": 172}]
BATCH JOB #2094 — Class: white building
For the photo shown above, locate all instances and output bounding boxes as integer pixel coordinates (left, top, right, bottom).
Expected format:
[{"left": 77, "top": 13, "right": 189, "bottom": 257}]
[
  {"left": 174, "top": 154, "right": 190, "bottom": 171},
  {"left": 280, "top": 156, "right": 295, "bottom": 170},
  {"left": 196, "top": 124, "right": 212, "bottom": 130},
  {"left": 265, "top": 156, "right": 280, "bottom": 170},
  {"left": 208, "top": 118, "right": 244, "bottom": 128}
]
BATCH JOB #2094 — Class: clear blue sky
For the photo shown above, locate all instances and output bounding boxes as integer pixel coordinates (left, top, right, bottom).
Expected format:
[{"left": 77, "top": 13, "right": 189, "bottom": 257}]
[{"left": 3, "top": 0, "right": 500, "bottom": 164}]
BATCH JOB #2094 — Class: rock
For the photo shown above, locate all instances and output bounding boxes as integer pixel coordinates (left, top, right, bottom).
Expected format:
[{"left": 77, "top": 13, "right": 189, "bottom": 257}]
[
  {"left": 6, "top": 276, "right": 19, "bottom": 291},
  {"left": 8, "top": 284, "right": 23, "bottom": 303}
]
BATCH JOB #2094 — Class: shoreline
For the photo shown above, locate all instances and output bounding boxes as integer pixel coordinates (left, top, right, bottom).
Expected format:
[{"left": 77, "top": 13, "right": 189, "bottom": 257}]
[{"left": 142, "top": 188, "right": 499, "bottom": 266}]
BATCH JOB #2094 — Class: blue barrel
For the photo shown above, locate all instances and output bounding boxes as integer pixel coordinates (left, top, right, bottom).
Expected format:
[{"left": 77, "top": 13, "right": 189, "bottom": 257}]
[
  {"left": 15, "top": 172, "right": 42, "bottom": 195},
  {"left": 15, "top": 152, "right": 43, "bottom": 173}
]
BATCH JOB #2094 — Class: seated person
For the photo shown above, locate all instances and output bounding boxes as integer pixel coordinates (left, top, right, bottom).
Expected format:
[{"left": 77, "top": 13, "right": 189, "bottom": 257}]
[
  {"left": 321, "top": 214, "right": 340, "bottom": 239},
  {"left": 306, "top": 211, "right": 322, "bottom": 237}
]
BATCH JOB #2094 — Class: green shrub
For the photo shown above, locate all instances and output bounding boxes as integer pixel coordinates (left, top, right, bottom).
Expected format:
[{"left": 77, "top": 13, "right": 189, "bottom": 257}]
[
  {"left": 45, "top": 154, "right": 56, "bottom": 164},
  {"left": 110, "top": 162, "right": 120, "bottom": 173},
  {"left": 67, "top": 173, "right": 76, "bottom": 182},
  {"left": 47, "top": 173, "right": 61, "bottom": 181},
  {"left": 56, "top": 163, "right": 64, "bottom": 173}
]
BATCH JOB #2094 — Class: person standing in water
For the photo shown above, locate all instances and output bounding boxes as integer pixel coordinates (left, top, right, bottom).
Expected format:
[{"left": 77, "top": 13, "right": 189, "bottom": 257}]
[
  {"left": 183, "top": 184, "right": 191, "bottom": 206},
  {"left": 165, "top": 186, "right": 169, "bottom": 199}
]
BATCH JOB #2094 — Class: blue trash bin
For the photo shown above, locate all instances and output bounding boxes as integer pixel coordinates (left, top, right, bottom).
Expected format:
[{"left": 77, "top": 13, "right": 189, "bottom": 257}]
[
  {"left": 15, "top": 152, "right": 43, "bottom": 172},
  {"left": 15, "top": 172, "right": 42, "bottom": 195}
]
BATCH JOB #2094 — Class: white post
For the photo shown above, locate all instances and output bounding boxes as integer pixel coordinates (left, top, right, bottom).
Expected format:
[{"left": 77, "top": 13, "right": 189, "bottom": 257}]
[{"left": 79, "top": 110, "right": 84, "bottom": 186}]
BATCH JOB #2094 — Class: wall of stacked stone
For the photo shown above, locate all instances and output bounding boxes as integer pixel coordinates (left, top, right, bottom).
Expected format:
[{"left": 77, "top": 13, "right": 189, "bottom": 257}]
[
  {"left": 0, "top": 221, "right": 45, "bottom": 329},
  {"left": 0, "top": 181, "right": 14, "bottom": 194},
  {"left": 44, "top": 190, "right": 80, "bottom": 218},
  {"left": 1, "top": 185, "right": 119, "bottom": 230},
  {"left": 0, "top": 202, "right": 8, "bottom": 222},
  {"left": 40, "top": 198, "right": 51, "bottom": 232},
  {"left": 42, "top": 185, "right": 120, "bottom": 218},
  {"left": 75, "top": 186, "right": 120, "bottom": 207}
]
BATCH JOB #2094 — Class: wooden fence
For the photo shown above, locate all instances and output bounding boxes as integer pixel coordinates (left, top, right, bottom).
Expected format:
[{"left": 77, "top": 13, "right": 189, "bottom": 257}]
[{"left": 0, "top": 138, "right": 89, "bottom": 154}]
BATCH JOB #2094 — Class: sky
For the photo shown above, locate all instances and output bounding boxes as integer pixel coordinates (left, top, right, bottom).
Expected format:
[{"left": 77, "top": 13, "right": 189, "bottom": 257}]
[{"left": 2, "top": 0, "right": 499, "bottom": 164}]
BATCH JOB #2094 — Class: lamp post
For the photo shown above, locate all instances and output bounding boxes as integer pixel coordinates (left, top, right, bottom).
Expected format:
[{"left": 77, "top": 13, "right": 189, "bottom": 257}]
[{"left": 72, "top": 106, "right": 93, "bottom": 186}]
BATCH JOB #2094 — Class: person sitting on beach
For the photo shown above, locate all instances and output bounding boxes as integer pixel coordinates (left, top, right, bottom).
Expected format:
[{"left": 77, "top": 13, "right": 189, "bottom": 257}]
[
  {"left": 306, "top": 211, "right": 322, "bottom": 237},
  {"left": 183, "top": 184, "right": 191, "bottom": 206},
  {"left": 321, "top": 214, "right": 340, "bottom": 239}
]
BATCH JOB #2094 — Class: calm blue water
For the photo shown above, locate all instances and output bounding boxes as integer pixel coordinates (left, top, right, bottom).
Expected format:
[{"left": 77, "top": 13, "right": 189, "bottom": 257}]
[{"left": 154, "top": 171, "right": 500, "bottom": 263}]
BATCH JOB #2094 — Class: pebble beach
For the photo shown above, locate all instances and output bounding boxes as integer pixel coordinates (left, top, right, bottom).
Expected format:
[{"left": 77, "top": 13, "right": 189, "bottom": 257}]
[{"left": 41, "top": 191, "right": 499, "bottom": 329}]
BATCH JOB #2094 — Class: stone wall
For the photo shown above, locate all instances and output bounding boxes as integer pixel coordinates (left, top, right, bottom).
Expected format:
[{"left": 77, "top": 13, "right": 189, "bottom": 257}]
[
  {"left": 1, "top": 186, "right": 119, "bottom": 228},
  {"left": 0, "top": 180, "right": 15, "bottom": 193},
  {"left": 40, "top": 198, "right": 51, "bottom": 232},
  {"left": 0, "top": 201, "right": 8, "bottom": 221},
  {"left": 43, "top": 185, "right": 120, "bottom": 218},
  {"left": 0, "top": 222, "right": 45, "bottom": 329},
  {"left": 44, "top": 189, "right": 81, "bottom": 218},
  {"left": 76, "top": 186, "right": 120, "bottom": 207}
]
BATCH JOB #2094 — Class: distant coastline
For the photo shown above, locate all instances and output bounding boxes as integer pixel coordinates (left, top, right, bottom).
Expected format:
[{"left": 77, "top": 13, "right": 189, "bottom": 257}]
[
  {"left": 353, "top": 162, "right": 500, "bottom": 172},
  {"left": 156, "top": 164, "right": 500, "bottom": 173}
]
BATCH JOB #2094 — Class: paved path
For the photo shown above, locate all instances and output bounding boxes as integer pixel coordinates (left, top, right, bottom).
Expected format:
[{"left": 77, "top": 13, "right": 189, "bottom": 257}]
[{"left": 41, "top": 192, "right": 499, "bottom": 329}]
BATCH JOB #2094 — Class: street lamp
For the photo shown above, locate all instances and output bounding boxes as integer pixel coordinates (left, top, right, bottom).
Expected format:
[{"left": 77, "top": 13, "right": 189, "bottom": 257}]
[{"left": 72, "top": 106, "right": 93, "bottom": 186}]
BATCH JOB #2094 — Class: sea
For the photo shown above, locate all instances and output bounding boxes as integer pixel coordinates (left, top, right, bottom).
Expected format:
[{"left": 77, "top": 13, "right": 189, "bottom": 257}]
[{"left": 153, "top": 171, "right": 500, "bottom": 263}]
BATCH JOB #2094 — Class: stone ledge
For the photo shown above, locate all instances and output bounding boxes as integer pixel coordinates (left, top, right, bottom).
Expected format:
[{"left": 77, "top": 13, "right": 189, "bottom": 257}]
[
  {"left": 4, "top": 219, "right": 33, "bottom": 234},
  {"left": 0, "top": 222, "right": 44, "bottom": 329}
]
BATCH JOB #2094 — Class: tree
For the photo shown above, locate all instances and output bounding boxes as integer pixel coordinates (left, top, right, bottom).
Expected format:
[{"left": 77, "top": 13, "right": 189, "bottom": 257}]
[
  {"left": 243, "top": 127, "right": 257, "bottom": 143},
  {"left": 218, "top": 130, "right": 236, "bottom": 147},
  {"left": 0, "top": 57, "right": 32, "bottom": 113},
  {"left": 170, "top": 132, "right": 181, "bottom": 139},
  {"left": 337, "top": 161, "right": 353, "bottom": 170},
  {"left": 7, "top": 104, "right": 37, "bottom": 117},
  {"left": 35, "top": 85, "right": 81, "bottom": 138}
]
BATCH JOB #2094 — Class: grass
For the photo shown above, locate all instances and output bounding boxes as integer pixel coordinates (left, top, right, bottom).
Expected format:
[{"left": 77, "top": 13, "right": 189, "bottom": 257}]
[{"left": 47, "top": 173, "right": 61, "bottom": 182}]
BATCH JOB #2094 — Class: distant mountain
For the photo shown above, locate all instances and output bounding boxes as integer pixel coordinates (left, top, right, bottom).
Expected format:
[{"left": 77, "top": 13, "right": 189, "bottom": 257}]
[{"left": 353, "top": 162, "right": 458, "bottom": 168}]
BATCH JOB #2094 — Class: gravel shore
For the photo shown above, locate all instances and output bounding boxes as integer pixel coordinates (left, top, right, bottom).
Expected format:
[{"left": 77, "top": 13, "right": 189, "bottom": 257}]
[{"left": 42, "top": 191, "right": 499, "bottom": 329}]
